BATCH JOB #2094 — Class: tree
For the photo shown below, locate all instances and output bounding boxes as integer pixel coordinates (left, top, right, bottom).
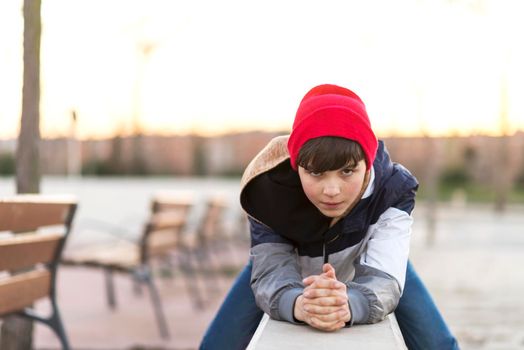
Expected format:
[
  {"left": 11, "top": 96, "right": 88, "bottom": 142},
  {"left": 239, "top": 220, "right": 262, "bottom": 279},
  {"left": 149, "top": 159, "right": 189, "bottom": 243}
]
[
  {"left": 0, "top": 0, "right": 42, "bottom": 348},
  {"left": 16, "top": 0, "right": 41, "bottom": 194},
  {"left": 494, "top": 73, "right": 510, "bottom": 212}
]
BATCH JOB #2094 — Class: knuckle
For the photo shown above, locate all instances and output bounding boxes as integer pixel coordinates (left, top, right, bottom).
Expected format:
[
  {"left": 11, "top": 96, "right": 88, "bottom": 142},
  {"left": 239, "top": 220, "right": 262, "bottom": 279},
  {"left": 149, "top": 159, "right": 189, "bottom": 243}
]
[
  {"left": 326, "top": 308, "right": 336, "bottom": 315},
  {"left": 320, "top": 314, "right": 332, "bottom": 322}
]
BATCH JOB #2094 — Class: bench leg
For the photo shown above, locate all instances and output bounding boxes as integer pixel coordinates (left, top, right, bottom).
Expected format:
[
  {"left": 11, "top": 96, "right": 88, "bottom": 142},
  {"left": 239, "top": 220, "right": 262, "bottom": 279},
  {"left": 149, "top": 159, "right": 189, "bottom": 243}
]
[
  {"left": 179, "top": 249, "right": 205, "bottom": 309},
  {"left": 21, "top": 303, "right": 71, "bottom": 350},
  {"left": 49, "top": 306, "right": 72, "bottom": 350},
  {"left": 142, "top": 268, "right": 170, "bottom": 339},
  {"left": 104, "top": 267, "right": 117, "bottom": 309},
  {"left": 195, "top": 244, "right": 222, "bottom": 297},
  {"left": 132, "top": 274, "right": 143, "bottom": 296}
]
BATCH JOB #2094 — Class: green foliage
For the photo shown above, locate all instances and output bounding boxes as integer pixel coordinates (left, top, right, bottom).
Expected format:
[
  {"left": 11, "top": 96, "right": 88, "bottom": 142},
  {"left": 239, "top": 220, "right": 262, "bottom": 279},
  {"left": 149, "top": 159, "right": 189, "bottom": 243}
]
[
  {"left": 129, "top": 158, "right": 149, "bottom": 176},
  {"left": 0, "top": 153, "right": 15, "bottom": 176},
  {"left": 81, "top": 159, "right": 115, "bottom": 176},
  {"left": 217, "top": 168, "right": 244, "bottom": 178},
  {"left": 463, "top": 145, "right": 476, "bottom": 163},
  {"left": 439, "top": 167, "right": 471, "bottom": 188},
  {"left": 82, "top": 159, "right": 177, "bottom": 176},
  {"left": 515, "top": 167, "right": 524, "bottom": 190},
  {"left": 192, "top": 139, "right": 207, "bottom": 176},
  {"left": 417, "top": 181, "right": 524, "bottom": 204}
]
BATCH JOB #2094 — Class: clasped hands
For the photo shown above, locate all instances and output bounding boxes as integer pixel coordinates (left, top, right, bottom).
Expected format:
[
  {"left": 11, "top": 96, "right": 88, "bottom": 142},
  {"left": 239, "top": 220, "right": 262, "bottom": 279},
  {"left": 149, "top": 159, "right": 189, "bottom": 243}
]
[{"left": 293, "top": 263, "right": 351, "bottom": 332}]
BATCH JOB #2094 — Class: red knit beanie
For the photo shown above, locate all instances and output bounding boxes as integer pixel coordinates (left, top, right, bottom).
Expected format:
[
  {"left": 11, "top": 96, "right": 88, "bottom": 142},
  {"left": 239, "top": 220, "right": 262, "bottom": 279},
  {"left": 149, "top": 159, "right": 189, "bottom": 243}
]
[{"left": 287, "top": 84, "right": 378, "bottom": 170}]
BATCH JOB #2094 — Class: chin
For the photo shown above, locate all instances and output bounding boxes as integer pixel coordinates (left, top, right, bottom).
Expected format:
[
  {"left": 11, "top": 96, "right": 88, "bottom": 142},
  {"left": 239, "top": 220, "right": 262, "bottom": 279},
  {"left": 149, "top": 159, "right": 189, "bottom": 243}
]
[{"left": 320, "top": 209, "right": 344, "bottom": 218}]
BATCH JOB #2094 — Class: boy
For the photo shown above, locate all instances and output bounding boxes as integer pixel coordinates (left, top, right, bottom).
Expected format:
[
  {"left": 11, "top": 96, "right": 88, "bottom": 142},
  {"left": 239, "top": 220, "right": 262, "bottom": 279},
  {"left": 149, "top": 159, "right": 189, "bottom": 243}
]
[{"left": 200, "top": 84, "right": 458, "bottom": 349}]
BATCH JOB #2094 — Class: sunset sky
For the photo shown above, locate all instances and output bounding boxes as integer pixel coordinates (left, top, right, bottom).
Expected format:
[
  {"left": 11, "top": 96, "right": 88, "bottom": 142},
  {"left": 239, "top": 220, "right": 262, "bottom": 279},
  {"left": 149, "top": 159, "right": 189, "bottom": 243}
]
[{"left": 1, "top": 0, "right": 523, "bottom": 140}]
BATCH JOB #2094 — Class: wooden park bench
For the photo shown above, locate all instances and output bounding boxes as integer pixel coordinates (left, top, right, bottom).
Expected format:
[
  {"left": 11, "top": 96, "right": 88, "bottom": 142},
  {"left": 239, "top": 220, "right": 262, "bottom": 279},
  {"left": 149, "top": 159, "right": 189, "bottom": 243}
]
[
  {"left": 0, "top": 195, "right": 77, "bottom": 350},
  {"left": 189, "top": 195, "right": 230, "bottom": 273},
  {"left": 247, "top": 313, "right": 407, "bottom": 350},
  {"left": 61, "top": 194, "right": 193, "bottom": 339},
  {"left": 177, "top": 194, "right": 250, "bottom": 303}
]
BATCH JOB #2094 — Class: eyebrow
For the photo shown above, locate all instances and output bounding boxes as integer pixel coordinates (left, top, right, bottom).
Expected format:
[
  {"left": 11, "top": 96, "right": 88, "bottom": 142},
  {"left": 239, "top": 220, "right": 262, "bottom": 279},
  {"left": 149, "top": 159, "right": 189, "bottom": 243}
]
[
  {"left": 304, "top": 159, "right": 362, "bottom": 172},
  {"left": 342, "top": 162, "right": 359, "bottom": 169}
]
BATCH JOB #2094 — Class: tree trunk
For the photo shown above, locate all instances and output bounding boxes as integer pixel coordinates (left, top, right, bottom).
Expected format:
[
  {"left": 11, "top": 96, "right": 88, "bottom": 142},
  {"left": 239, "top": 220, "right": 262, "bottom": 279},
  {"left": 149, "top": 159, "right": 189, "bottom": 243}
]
[
  {"left": 424, "top": 136, "right": 440, "bottom": 247},
  {"left": 1, "top": 0, "right": 42, "bottom": 348},
  {"left": 15, "top": 0, "right": 41, "bottom": 194},
  {"left": 0, "top": 318, "right": 33, "bottom": 350},
  {"left": 494, "top": 135, "right": 509, "bottom": 213},
  {"left": 494, "top": 73, "right": 510, "bottom": 213}
]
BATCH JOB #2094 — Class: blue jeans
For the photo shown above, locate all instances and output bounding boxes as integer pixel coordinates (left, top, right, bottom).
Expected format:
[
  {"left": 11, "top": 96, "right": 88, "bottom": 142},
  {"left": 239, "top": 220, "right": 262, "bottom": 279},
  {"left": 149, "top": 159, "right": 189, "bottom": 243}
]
[{"left": 199, "top": 260, "right": 459, "bottom": 350}]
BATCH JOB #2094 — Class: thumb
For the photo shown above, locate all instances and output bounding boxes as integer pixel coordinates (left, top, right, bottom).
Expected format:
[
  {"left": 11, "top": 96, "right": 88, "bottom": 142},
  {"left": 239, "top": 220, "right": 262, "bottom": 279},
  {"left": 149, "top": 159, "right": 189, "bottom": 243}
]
[{"left": 322, "top": 263, "right": 337, "bottom": 280}]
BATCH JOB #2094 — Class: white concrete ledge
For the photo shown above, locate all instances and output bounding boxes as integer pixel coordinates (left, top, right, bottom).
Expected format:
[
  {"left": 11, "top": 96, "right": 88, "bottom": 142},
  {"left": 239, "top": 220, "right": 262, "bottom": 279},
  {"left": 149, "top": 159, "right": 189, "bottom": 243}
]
[{"left": 247, "top": 313, "right": 406, "bottom": 350}]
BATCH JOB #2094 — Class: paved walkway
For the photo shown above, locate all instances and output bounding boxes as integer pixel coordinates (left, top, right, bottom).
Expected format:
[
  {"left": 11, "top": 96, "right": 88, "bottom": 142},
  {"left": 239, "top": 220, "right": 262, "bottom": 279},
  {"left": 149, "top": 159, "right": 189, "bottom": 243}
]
[
  {"left": 32, "top": 202, "right": 524, "bottom": 350},
  {"left": 409, "top": 203, "right": 524, "bottom": 350},
  {"left": 35, "top": 257, "right": 243, "bottom": 350}
]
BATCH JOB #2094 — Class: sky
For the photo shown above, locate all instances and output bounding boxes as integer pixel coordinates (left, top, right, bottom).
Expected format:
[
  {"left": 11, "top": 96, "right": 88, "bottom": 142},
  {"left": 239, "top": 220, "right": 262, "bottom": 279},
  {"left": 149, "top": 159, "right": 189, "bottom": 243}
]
[{"left": 1, "top": 0, "right": 524, "bottom": 140}]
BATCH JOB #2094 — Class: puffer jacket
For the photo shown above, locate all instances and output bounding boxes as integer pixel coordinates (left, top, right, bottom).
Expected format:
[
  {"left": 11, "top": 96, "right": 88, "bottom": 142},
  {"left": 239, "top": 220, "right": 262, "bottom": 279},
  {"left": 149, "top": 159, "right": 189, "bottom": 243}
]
[{"left": 240, "top": 135, "right": 419, "bottom": 325}]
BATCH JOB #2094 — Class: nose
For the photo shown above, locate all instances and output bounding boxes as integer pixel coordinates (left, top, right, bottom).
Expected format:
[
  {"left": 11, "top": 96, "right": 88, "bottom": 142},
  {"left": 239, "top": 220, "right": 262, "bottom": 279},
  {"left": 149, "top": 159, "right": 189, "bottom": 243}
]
[{"left": 323, "top": 182, "right": 341, "bottom": 197}]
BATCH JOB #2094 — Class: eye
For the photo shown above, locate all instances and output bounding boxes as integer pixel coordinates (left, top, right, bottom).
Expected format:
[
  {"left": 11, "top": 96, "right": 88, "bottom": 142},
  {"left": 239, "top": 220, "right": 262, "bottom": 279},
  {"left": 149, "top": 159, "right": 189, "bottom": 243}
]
[
  {"left": 307, "top": 170, "right": 323, "bottom": 177},
  {"left": 341, "top": 168, "right": 354, "bottom": 176}
]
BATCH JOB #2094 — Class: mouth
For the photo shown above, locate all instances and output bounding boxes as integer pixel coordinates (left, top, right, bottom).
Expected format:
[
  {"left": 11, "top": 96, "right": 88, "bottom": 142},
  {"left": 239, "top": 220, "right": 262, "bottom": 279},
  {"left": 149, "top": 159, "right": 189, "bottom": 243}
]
[{"left": 320, "top": 201, "right": 344, "bottom": 209}]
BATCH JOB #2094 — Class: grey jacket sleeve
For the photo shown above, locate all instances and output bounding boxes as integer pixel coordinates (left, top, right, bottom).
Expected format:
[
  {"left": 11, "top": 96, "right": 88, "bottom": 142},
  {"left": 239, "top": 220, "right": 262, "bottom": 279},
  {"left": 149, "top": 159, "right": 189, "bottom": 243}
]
[
  {"left": 249, "top": 218, "right": 304, "bottom": 322},
  {"left": 346, "top": 263, "right": 401, "bottom": 325},
  {"left": 346, "top": 205, "right": 413, "bottom": 325}
]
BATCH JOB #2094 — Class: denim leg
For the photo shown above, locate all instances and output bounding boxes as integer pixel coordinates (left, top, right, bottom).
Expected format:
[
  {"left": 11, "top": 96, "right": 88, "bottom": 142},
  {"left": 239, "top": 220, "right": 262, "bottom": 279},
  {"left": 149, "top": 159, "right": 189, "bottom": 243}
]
[
  {"left": 396, "top": 261, "right": 460, "bottom": 350},
  {"left": 199, "top": 261, "right": 263, "bottom": 350}
]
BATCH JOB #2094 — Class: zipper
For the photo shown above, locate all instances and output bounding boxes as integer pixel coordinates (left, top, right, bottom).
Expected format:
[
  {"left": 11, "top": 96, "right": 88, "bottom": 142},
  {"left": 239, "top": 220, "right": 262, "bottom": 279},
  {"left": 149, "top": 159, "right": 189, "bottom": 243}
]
[{"left": 322, "top": 234, "right": 340, "bottom": 265}]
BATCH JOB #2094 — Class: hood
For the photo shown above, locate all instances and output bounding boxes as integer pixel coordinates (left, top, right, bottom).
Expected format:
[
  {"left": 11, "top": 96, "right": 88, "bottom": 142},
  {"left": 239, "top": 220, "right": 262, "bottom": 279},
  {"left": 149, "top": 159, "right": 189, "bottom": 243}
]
[{"left": 240, "top": 135, "right": 332, "bottom": 244}]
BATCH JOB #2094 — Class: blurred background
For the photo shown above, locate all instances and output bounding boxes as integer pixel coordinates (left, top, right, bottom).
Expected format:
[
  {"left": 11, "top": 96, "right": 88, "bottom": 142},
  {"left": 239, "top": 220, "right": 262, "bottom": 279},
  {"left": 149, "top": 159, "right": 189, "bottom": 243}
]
[{"left": 1, "top": 0, "right": 523, "bottom": 349}]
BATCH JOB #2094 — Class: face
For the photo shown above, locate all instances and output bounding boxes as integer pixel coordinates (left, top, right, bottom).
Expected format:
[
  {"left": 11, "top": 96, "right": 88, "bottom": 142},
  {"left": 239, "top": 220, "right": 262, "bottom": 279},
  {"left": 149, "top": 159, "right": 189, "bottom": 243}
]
[{"left": 298, "top": 160, "right": 367, "bottom": 218}]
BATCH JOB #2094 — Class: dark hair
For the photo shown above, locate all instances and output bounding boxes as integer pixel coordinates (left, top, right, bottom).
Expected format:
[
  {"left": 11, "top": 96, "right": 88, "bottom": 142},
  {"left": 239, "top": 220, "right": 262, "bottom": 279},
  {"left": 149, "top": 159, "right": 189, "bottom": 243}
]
[{"left": 296, "top": 136, "right": 365, "bottom": 172}]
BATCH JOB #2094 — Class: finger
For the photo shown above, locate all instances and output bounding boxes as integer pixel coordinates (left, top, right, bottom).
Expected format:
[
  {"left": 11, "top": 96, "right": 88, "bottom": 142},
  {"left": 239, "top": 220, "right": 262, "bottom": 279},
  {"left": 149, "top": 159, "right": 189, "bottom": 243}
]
[
  {"left": 308, "top": 316, "right": 346, "bottom": 332},
  {"left": 303, "top": 287, "right": 334, "bottom": 299},
  {"left": 308, "top": 316, "right": 339, "bottom": 331},
  {"left": 309, "top": 309, "right": 350, "bottom": 323},
  {"left": 304, "top": 302, "right": 351, "bottom": 323},
  {"left": 303, "top": 303, "right": 346, "bottom": 315},
  {"left": 303, "top": 295, "right": 347, "bottom": 307},
  {"left": 307, "top": 278, "right": 344, "bottom": 290},
  {"left": 322, "top": 263, "right": 333, "bottom": 274},
  {"left": 302, "top": 275, "right": 321, "bottom": 286},
  {"left": 304, "top": 265, "right": 336, "bottom": 286},
  {"left": 304, "top": 280, "right": 347, "bottom": 295}
]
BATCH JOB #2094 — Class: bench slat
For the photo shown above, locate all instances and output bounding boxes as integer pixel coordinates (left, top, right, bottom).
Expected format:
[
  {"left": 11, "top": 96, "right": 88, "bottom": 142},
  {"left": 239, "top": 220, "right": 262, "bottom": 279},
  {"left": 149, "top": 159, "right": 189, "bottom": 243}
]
[
  {"left": 0, "top": 269, "right": 51, "bottom": 315},
  {"left": 0, "top": 232, "right": 63, "bottom": 270},
  {"left": 148, "top": 211, "right": 186, "bottom": 231},
  {"left": 147, "top": 228, "right": 181, "bottom": 256},
  {"left": 198, "top": 198, "right": 227, "bottom": 240},
  {"left": 152, "top": 197, "right": 193, "bottom": 214},
  {"left": 62, "top": 241, "right": 139, "bottom": 271},
  {"left": 0, "top": 201, "right": 73, "bottom": 232}
]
